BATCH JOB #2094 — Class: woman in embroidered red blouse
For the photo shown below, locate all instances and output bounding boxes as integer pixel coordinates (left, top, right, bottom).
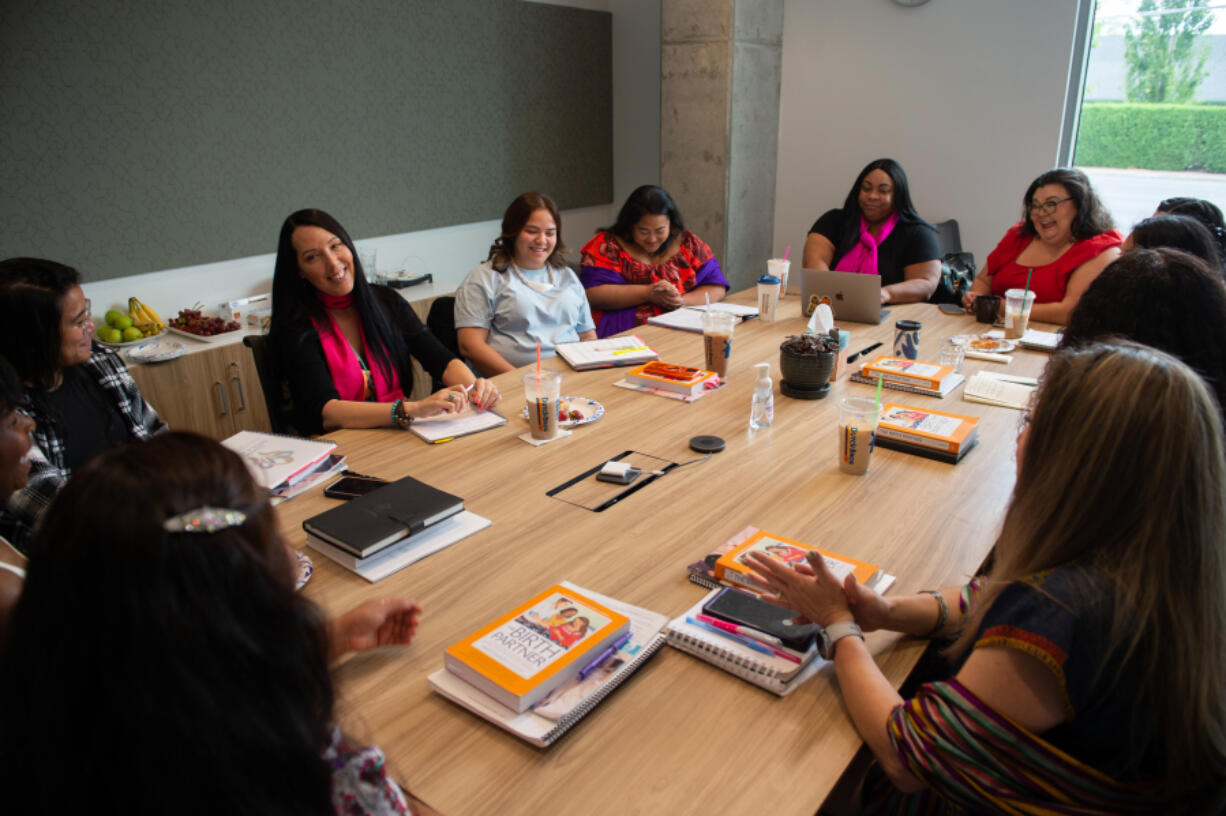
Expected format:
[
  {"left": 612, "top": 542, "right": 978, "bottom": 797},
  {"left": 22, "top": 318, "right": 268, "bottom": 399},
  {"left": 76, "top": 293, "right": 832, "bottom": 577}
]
[
  {"left": 579, "top": 186, "right": 730, "bottom": 338},
  {"left": 963, "top": 168, "right": 1122, "bottom": 325}
]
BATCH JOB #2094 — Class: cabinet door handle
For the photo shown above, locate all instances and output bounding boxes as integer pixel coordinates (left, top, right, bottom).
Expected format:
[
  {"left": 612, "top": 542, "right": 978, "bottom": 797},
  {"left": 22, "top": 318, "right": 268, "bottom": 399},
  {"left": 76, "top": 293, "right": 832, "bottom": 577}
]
[
  {"left": 214, "top": 380, "right": 229, "bottom": 417},
  {"left": 229, "top": 362, "right": 247, "bottom": 412}
]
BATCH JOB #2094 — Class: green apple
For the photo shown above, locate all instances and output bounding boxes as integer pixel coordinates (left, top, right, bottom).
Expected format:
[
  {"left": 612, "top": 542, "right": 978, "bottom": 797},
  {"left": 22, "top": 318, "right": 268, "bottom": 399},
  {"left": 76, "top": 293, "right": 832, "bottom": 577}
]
[
  {"left": 98, "top": 327, "right": 123, "bottom": 344},
  {"left": 121, "top": 326, "right": 143, "bottom": 342},
  {"left": 104, "top": 309, "right": 126, "bottom": 327}
]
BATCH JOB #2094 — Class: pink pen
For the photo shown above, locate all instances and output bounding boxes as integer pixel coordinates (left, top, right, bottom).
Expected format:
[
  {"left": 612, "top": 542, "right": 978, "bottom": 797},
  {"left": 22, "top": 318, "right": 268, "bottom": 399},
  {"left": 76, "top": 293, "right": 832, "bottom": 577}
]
[{"left": 695, "top": 613, "right": 802, "bottom": 663}]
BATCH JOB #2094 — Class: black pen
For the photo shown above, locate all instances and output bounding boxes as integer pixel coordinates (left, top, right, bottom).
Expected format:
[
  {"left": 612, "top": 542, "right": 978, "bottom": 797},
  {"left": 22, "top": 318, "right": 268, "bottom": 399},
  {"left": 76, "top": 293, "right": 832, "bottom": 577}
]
[{"left": 846, "top": 341, "right": 882, "bottom": 364}]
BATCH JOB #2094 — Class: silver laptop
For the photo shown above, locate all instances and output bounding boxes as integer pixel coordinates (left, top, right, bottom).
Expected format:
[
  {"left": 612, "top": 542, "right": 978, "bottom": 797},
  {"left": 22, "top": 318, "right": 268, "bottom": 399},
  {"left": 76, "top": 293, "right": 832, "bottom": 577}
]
[{"left": 799, "top": 268, "right": 890, "bottom": 324}]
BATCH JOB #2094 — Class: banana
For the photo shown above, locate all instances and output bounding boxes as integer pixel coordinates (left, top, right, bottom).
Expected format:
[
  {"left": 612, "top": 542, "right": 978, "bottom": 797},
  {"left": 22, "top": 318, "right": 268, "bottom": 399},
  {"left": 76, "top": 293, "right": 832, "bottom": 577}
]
[{"left": 128, "top": 297, "right": 165, "bottom": 336}]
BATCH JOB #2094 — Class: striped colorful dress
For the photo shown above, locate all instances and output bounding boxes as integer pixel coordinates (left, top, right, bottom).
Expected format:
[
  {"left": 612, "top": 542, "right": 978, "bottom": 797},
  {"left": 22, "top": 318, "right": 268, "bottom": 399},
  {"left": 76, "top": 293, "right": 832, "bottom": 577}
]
[{"left": 864, "top": 568, "right": 1166, "bottom": 814}]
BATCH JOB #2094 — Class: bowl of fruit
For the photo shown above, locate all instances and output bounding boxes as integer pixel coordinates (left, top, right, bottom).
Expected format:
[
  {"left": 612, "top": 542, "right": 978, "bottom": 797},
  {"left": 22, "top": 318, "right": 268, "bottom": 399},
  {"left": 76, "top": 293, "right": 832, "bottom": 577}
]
[
  {"left": 95, "top": 297, "right": 166, "bottom": 347},
  {"left": 167, "top": 306, "right": 243, "bottom": 343}
]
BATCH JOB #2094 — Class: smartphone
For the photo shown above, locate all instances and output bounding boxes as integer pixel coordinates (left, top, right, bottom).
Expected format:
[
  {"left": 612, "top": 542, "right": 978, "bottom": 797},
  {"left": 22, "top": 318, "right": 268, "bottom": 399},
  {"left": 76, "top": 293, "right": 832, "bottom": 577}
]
[
  {"left": 323, "top": 475, "right": 388, "bottom": 500},
  {"left": 938, "top": 302, "right": 966, "bottom": 315},
  {"left": 701, "top": 587, "right": 817, "bottom": 652}
]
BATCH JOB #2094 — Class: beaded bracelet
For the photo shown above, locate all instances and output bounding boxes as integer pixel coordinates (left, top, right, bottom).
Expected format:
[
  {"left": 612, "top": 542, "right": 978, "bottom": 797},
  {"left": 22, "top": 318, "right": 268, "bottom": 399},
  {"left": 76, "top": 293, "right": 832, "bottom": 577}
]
[
  {"left": 921, "top": 590, "right": 948, "bottom": 638},
  {"left": 391, "top": 399, "right": 412, "bottom": 428}
]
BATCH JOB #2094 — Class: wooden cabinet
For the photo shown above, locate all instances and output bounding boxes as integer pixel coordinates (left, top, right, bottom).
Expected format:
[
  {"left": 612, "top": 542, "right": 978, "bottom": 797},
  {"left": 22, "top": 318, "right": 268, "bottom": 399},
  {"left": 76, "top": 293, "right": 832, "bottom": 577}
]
[{"left": 129, "top": 341, "right": 270, "bottom": 438}]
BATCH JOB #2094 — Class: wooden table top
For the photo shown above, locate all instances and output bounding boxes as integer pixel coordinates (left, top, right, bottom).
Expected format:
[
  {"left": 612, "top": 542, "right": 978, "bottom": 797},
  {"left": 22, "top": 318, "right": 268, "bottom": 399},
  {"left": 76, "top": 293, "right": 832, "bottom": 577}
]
[{"left": 280, "top": 292, "right": 1052, "bottom": 815}]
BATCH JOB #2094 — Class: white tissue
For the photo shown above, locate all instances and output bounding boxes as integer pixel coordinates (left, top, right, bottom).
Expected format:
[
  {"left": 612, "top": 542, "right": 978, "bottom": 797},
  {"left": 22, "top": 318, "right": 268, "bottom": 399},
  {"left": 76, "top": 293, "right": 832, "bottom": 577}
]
[{"left": 807, "top": 303, "right": 835, "bottom": 334}]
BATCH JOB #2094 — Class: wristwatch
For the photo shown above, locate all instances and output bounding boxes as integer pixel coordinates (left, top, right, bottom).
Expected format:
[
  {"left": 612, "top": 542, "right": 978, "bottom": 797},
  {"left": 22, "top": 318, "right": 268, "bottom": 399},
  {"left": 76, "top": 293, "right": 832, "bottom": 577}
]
[{"left": 818, "top": 620, "right": 864, "bottom": 659}]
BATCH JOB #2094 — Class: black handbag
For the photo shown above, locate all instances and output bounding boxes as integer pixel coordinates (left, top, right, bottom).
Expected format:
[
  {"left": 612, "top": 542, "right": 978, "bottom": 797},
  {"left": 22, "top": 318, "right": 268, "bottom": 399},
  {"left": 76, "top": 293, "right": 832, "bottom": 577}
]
[{"left": 928, "top": 251, "right": 976, "bottom": 305}]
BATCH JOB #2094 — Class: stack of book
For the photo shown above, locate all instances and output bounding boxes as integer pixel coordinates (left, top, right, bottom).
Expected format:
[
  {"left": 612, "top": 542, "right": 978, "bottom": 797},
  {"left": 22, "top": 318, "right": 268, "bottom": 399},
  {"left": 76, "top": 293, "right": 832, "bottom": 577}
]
[
  {"left": 675, "top": 528, "right": 895, "bottom": 695},
  {"left": 624, "top": 361, "right": 719, "bottom": 396},
  {"left": 875, "top": 403, "right": 981, "bottom": 464},
  {"left": 303, "top": 474, "right": 490, "bottom": 582},
  {"left": 850, "top": 355, "right": 964, "bottom": 397},
  {"left": 429, "top": 582, "right": 668, "bottom": 746},
  {"left": 221, "top": 430, "right": 345, "bottom": 502}
]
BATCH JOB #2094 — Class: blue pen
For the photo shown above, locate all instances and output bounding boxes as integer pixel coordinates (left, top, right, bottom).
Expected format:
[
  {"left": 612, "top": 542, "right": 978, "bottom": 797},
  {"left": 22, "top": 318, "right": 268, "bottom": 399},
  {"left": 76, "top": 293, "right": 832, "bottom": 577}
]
[
  {"left": 685, "top": 616, "right": 774, "bottom": 656},
  {"left": 577, "top": 631, "right": 633, "bottom": 680}
]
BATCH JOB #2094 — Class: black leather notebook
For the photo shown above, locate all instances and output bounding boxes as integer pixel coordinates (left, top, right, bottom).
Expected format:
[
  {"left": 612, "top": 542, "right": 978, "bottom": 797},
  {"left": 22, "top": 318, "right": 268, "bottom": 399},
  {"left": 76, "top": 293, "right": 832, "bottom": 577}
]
[{"left": 302, "top": 475, "right": 464, "bottom": 558}]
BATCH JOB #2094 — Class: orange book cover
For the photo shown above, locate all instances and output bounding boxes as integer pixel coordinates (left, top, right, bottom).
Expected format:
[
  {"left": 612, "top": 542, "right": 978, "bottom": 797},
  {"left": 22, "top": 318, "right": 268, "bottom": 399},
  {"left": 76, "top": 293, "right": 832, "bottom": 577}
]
[
  {"left": 626, "top": 361, "right": 717, "bottom": 394},
  {"left": 444, "top": 585, "right": 631, "bottom": 713},
  {"left": 714, "top": 530, "right": 880, "bottom": 593},
  {"left": 860, "top": 356, "right": 955, "bottom": 390},
  {"left": 876, "top": 403, "right": 980, "bottom": 454}
]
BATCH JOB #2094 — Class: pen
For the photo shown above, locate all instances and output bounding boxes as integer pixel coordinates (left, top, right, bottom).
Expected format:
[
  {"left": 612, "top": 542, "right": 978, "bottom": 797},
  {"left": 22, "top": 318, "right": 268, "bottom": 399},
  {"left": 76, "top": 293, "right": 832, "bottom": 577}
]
[
  {"left": 685, "top": 616, "right": 774, "bottom": 656},
  {"left": 431, "top": 437, "right": 455, "bottom": 445},
  {"left": 694, "top": 613, "right": 783, "bottom": 646},
  {"left": 577, "top": 631, "right": 633, "bottom": 679},
  {"left": 694, "top": 615, "right": 803, "bottom": 664},
  {"left": 846, "top": 341, "right": 882, "bottom": 364}
]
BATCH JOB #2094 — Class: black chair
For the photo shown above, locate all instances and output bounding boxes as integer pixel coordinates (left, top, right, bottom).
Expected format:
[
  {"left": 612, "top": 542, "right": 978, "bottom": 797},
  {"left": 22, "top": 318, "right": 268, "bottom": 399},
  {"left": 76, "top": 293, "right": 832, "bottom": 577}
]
[
  {"left": 242, "top": 334, "right": 294, "bottom": 435},
  {"left": 932, "top": 218, "right": 963, "bottom": 255},
  {"left": 426, "top": 296, "right": 460, "bottom": 392}
]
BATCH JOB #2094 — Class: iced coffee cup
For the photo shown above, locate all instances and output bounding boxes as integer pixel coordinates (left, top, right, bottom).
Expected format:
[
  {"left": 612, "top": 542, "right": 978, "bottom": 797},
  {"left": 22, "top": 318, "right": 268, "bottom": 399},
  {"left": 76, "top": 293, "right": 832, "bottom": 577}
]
[
  {"left": 524, "top": 371, "right": 563, "bottom": 440},
  {"left": 1003, "top": 288, "right": 1036, "bottom": 340},
  {"left": 702, "top": 310, "right": 736, "bottom": 380},
  {"left": 837, "top": 397, "right": 879, "bottom": 475},
  {"left": 767, "top": 258, "right": 791, "bottom": 297}
]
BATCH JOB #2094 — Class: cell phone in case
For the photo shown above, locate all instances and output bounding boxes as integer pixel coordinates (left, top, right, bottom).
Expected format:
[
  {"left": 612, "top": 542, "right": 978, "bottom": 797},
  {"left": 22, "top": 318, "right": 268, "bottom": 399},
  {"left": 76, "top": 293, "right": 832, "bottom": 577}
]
[{"left": 701, "top": 587, "right": 817, "bottom": 653}]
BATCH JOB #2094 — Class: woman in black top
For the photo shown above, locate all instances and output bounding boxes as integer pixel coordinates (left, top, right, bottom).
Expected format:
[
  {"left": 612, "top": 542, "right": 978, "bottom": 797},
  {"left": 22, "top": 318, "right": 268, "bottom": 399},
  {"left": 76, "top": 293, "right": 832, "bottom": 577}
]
[
  {"left": 269, "top": 209, "right": 500, "bottom": 435},
  {"left": 802, "top": 158, "right": 940, "bottom": 304}
]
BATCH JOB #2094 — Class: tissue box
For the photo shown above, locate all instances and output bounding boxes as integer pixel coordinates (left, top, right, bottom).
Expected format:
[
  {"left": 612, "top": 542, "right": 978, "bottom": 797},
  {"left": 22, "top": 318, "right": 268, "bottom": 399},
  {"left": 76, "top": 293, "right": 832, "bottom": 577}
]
[{"left": 832, "top": 330, "right": 850, "bottom": 382}]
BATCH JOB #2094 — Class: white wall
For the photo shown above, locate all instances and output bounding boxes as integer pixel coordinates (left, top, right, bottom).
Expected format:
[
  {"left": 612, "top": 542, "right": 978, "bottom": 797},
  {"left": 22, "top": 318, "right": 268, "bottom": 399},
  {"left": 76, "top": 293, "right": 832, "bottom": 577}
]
[
  {"left": 773, "top": 0, "right": 1083, "bottom": 263},
  {"left": 86, "top": 0, "right": 662, "bottom": 319}
]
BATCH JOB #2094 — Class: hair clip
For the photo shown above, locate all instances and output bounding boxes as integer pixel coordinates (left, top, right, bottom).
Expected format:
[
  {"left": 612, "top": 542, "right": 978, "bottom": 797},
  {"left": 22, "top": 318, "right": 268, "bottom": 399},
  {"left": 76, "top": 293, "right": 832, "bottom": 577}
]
[{"left": 162, "top": 506, "right": 248, "bottom": 534}]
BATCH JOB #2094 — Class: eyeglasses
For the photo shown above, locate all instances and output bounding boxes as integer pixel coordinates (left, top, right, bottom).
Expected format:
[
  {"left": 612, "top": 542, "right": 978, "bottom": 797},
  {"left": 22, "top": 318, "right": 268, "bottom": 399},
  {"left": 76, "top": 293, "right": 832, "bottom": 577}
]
[
  {"left": 1028, "top": 198, "right": 1072, "bottom": 216},
  {"left": 72, "top": 299, "right": 93, "bottom": 332}
]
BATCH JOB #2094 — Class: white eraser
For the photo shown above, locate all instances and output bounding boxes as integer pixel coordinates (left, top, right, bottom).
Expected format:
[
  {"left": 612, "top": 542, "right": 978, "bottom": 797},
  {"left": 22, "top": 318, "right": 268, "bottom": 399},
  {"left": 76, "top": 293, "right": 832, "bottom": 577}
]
[{"left": 601, "top": 461, "right": 631, "bottom": 477}]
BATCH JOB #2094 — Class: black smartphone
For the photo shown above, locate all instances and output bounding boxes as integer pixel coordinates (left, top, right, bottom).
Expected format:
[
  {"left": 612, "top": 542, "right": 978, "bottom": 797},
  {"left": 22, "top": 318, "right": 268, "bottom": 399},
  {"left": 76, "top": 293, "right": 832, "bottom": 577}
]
[
  {"left": 938, "top": 302, "right": 966, "bottom": 315},
  {"left": 701, "top": 587, "right": 817, "bottom": 652},
  {"left": 323, "top": 475, "right": 388, "bottom": 500}
]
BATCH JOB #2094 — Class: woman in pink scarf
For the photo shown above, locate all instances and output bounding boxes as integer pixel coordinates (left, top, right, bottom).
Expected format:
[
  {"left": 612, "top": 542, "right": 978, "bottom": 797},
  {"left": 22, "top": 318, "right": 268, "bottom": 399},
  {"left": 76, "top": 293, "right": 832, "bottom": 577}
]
[
  {"left": 270, "top": 209, "right": 500, "bottom": 435},
  {"left": 802, "top": 159, "right": 941, "bottom": 304}
]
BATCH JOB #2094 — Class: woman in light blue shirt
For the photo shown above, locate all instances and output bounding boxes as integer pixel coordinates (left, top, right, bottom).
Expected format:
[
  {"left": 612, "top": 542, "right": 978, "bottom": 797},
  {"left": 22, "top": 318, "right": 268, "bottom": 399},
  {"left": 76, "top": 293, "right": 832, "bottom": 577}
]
[{"left": 455, "top": 192, "right": 596, "bottom": 375}]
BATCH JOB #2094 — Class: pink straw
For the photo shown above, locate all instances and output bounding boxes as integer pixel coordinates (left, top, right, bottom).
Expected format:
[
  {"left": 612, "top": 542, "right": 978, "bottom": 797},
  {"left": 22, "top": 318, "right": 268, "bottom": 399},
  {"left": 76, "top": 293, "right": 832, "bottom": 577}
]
[
  {"left": 782, "top": 245, "right": 791, "bottom": 261},
  {"left": 536, "top": 343, "right": 541, "bottom": 384}
]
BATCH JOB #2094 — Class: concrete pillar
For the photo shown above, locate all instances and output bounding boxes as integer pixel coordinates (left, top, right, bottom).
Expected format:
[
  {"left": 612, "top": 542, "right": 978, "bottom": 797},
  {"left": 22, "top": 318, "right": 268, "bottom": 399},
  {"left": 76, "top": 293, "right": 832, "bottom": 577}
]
[{"left": 661, "top": 0, "right": 784, "bottom": 292}]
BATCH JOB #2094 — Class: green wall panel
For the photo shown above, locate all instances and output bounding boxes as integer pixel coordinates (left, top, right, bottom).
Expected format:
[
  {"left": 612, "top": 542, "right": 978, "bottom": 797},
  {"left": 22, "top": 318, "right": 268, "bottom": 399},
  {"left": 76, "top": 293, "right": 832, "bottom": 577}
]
[{"left": 0, "top": 0, "right": 613, "bottom": 281}]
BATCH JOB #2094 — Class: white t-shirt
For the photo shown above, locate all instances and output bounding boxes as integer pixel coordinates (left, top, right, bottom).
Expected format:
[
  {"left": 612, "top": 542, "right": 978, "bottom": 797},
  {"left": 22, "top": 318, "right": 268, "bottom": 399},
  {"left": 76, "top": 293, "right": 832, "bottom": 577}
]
[{"left": 454, "top": 261, "right": 595, "bottom": 368}]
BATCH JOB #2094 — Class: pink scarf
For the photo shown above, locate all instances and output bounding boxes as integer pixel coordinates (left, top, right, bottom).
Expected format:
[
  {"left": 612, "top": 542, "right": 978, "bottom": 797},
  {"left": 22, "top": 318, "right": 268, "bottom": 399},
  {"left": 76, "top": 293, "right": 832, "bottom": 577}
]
[
  {"left": 311, "top": 292, "right": 404, "bottom": 403},
  {"left": 834, "top": 212, "right": 899, "bottom": 276}
]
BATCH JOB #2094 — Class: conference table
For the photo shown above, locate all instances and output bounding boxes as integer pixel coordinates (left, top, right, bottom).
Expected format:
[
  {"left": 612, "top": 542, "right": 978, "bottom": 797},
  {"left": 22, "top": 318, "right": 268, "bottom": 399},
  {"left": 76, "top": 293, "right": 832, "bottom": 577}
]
[{"left": 277, "top": 291, "right": 1053, "bottom": 815}]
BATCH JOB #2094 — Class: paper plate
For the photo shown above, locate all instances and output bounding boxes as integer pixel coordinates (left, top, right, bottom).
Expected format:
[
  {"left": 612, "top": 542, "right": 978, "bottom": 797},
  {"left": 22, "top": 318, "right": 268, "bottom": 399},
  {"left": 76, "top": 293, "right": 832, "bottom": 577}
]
[
  {"left": 294, "top": 548, "right": 314, "bottom": 590},
  {"left": 521, "top": 396, "right": 604, "bottom": 428},
  {"left": 126, "top": 338, "right": 187, "bottom": 363},
  {"left": 958, "top": 334, "right": 1016, "bottom": 353}
]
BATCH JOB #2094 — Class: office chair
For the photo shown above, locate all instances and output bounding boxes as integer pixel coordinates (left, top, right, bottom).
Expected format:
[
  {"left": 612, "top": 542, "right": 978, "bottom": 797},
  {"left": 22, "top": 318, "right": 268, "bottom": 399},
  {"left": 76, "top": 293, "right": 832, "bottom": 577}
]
[
  {"left": 932, "top": 219, "right": 963, "bottom": 255},
  {"left": 426, "top": 296, "right": 460, "bottom": 392},
  {"left": 242, "top": 334, "right": 294, "bottom": 435}
]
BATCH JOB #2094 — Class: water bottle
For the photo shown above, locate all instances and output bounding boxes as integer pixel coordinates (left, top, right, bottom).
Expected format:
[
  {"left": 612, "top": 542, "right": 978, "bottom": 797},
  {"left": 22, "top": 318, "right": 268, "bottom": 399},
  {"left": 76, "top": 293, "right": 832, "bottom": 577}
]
[{"left": 750, "top": 362, "right": 774, "bottom": 429}]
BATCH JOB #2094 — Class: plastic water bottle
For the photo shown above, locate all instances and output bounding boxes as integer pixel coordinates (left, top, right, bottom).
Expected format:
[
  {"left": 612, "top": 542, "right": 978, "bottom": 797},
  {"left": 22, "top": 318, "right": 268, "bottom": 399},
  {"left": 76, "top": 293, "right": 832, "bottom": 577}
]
[{"left": 750, "top": 362, "right": 774, "bottom": 429}]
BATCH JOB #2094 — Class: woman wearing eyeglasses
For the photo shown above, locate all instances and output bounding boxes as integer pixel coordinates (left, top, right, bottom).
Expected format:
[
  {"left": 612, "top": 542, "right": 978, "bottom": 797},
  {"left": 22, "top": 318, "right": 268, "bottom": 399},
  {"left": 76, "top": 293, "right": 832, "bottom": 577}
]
[
  {"left": 0, "top": 258, "right": 166, "bottom": 554},
  {"left": 963, "top": 168, "right": 1122, "bottom": 324}
]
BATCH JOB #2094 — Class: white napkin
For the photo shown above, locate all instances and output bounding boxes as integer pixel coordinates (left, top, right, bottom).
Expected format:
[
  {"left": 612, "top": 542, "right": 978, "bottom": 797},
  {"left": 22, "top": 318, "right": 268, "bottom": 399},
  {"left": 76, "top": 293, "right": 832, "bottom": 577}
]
[{"left": 807, "top": 303, "right": 835, "bottom": 334}]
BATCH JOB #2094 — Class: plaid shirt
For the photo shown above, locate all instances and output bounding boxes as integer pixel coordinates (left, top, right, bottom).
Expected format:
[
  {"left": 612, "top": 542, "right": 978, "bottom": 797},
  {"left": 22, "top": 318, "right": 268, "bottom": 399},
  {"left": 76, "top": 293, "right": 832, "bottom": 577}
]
[{"left": 0, "top": 345, "right": 166, "bottom": 554}]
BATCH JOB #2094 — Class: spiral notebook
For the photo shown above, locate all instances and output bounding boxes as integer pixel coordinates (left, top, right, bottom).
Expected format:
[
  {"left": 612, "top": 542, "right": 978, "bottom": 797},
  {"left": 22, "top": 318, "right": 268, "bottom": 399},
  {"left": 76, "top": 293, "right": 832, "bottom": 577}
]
[
  {"left": 666, "top": 590, "right": 826, "bottom": 696},
  {"left": 428, "top": 582, "right": 668, "bottom": 747}
]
